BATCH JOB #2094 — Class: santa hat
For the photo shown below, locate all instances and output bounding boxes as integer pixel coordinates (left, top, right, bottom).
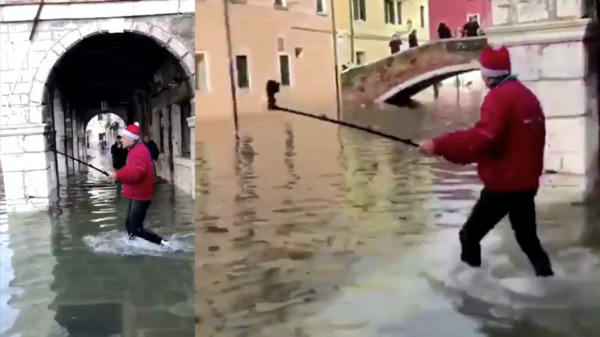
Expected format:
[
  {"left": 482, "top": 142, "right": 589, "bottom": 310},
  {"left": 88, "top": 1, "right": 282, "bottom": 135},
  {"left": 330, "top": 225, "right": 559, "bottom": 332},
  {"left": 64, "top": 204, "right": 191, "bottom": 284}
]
[
  {"left": 480, "top": 45, "right": 511, "bottom": 77},
  {"left": 122, "top": 122, "right": 140, "bottom": 140}
]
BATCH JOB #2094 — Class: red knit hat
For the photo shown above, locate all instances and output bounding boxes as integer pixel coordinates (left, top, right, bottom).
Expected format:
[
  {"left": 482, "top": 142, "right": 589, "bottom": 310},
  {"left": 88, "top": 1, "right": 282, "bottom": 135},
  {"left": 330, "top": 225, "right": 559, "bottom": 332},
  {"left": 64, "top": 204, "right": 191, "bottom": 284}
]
[
  {"left": 480, "top": 45, "right": 511, "bottom": 77},
  {"left": 122, "top": 122, "right": 140, "bottom": 140}
]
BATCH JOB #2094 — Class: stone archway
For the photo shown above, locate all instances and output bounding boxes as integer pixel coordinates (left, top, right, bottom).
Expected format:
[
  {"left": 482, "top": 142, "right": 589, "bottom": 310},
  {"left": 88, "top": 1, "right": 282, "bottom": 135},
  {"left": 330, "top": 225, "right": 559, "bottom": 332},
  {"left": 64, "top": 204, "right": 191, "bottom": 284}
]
[
  {"left": 1, "top": 18, "right": 195, "bottom": 213},
  {"left": 30, "top": 20, "right": 195, "bottom": 116}
]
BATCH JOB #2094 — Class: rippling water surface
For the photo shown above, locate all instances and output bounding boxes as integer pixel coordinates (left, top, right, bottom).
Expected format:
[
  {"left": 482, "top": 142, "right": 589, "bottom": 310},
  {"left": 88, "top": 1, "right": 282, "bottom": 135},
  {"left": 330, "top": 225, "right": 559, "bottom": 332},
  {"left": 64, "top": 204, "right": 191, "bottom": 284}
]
[
  {"left": 0, "top": 152, "right": 195, "bottom": 337},
  {"left": 195, "top": 78, "right": 600, "bottom": 337}
]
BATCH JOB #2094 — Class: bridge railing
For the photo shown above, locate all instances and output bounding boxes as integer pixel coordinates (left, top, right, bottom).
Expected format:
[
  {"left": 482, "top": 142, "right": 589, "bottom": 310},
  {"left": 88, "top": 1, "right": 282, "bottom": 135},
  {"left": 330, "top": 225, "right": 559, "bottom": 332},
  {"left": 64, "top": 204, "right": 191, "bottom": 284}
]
[{"left": 341, "top": 36, "right": 488, "bottom": 76}]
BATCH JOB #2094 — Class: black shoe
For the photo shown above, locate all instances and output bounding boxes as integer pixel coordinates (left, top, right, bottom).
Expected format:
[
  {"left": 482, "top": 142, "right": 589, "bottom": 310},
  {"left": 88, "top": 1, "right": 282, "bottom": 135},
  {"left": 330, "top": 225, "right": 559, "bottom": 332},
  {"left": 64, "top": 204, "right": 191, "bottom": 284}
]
[
  {"left": 460, "top": 253, "right": 481, "bottom": 268},
  {"left": 535, "top": 268, "right": 554, "bottom": 277}
]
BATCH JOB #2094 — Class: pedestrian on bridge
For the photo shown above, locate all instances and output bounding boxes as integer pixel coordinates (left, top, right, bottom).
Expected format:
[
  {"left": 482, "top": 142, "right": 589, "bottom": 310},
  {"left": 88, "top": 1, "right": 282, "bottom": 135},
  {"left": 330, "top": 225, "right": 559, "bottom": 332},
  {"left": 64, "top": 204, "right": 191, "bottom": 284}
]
[
  {"left": 108, "top": 122, "right": 174, "bottom": 250},
  {"left": 418, "top": 46, "right": 554, "bottom": 277}
]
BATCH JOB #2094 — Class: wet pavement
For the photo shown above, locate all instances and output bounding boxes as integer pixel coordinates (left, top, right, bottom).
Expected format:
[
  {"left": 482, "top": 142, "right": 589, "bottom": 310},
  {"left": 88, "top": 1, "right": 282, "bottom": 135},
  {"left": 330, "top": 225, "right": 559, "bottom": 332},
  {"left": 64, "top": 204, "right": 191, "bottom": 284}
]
[
  {"left": 195, "top": 75, "right": 600, "bottom": 337},
  {"left": 0, "top": 149, "right": 195, "bottom": 337}
]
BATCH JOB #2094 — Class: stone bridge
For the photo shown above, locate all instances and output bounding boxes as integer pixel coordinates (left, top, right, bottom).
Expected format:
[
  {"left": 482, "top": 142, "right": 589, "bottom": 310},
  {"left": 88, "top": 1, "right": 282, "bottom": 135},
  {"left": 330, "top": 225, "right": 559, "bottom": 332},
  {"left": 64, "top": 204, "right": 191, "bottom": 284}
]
[
  {"left": 341, "top": 37, "right": 488, "bottom": 110},
  {"left": 0, "top": 0, "right": 196, "bottom": 212}
]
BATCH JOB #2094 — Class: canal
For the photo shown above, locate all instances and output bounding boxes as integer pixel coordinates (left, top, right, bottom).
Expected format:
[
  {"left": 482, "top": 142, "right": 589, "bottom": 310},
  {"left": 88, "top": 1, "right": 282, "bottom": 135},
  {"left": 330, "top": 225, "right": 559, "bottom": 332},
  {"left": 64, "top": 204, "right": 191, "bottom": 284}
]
[
  {"left": 0, "top": 150, "right": 195, "bottom": 336},
  {"left": 195, "top": 74, "right": 600, "bottom": 337}
]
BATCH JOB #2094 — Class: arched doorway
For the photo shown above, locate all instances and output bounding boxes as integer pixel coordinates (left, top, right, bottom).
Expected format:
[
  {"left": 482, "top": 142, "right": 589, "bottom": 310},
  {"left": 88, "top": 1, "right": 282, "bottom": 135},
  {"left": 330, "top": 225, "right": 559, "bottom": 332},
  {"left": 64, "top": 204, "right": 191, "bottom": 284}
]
[{"left": 3, "top": 21, "right": 195, "bottom": 212}]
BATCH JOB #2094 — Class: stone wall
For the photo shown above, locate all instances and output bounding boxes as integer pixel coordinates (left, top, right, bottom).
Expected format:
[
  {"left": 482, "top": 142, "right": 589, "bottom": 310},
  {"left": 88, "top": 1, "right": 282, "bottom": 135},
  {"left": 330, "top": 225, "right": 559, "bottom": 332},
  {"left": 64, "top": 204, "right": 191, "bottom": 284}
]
[
  {"left": 488, "top": 0, "right": 599, "bottom": 202},
  {"left": 0, "top": 0, "right": 195, "bottom": 213}
]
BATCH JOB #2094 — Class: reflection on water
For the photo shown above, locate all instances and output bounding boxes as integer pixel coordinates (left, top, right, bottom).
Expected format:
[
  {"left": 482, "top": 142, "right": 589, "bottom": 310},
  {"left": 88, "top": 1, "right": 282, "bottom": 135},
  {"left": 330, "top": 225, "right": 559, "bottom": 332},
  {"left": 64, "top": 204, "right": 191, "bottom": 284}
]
[
  {"left": 195, "top": 76, "right": 600, "bottom": 337},
  {"left": 0, "top": 152, "right": 195, "bottom": 337}
]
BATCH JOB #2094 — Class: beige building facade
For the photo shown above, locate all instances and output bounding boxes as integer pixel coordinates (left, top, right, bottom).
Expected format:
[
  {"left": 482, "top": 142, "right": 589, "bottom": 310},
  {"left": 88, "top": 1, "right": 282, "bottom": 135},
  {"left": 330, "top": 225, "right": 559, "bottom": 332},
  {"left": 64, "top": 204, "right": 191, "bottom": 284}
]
[
  {"left": 334, "top": 0, "right": 430, "bottom": 67},
  {"left": 195, "top": 0, "right": 340, "bottom": 123}
]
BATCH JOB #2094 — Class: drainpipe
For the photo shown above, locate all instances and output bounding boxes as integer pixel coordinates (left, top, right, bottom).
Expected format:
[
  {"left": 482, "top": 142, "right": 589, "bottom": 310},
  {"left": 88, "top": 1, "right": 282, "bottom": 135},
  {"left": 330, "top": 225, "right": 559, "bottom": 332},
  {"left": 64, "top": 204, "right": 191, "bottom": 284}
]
[
  {"left": 348, "top": 0, "right": 355, "bottom": 63},
  {"left": 222, "top": 0, "right": 240, "bottom": 139},
  {"left": 330, "top": 0, "right": 342, "bottom": 120}
]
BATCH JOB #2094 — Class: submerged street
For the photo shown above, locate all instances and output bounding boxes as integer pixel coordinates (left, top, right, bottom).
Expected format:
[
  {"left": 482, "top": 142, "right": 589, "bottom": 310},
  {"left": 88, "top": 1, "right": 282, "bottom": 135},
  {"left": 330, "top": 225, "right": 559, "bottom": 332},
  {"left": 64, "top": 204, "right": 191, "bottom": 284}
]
[
  {"left": 0, "top": 152, "right": 195, "bottom": 336},
  {"left": 195, "top": 77, "right": 600, "bottom": 337}
]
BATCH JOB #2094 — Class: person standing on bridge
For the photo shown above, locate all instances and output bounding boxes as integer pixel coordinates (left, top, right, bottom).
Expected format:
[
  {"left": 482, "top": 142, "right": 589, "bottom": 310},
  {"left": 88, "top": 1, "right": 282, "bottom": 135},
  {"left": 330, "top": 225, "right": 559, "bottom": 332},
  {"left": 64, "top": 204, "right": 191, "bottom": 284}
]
[
  {"left": 389, "top": 33, "right": 403, "bottom": 54},
  {"left": 418, "top": 46, "right": 554, "bottom": 277},
  {"left": 408, "top": 30, "right": 419, "bottom": 48},
  {"left": 108, "top": 122, "right": 174, "bottom": 250}
]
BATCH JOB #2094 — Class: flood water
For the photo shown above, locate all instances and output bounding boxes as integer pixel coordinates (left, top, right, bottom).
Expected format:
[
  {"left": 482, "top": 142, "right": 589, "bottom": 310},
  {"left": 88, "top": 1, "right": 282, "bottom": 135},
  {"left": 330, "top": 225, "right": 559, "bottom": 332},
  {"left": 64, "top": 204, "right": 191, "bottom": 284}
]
[
  {"left": 0, "top": 151, "right": 195, "bottom": 336},
  {"left": 195, "top": 75, "right": 600, "bottom": 337}
]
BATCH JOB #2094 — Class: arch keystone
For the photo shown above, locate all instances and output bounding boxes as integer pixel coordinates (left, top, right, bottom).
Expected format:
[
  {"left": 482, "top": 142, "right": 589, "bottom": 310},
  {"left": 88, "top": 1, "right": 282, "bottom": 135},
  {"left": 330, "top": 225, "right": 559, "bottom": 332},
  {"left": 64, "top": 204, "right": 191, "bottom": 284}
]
[{"left": 132, "top": 22, "right": 151, "bottom": 35}]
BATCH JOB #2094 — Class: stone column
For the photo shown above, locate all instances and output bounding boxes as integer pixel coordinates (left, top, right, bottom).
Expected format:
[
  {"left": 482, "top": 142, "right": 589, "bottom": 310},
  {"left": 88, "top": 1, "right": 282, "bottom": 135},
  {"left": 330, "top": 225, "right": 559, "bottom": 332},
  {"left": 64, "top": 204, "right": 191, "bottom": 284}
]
[
  {"left": 487, "top": 0, "right": 598, "bottom": 202},
  {"left": 187, "top": 116, "right": 195, "bottom": 200},
  {"left": 0, "top": 123, "right": 54, "bottom": 213}
]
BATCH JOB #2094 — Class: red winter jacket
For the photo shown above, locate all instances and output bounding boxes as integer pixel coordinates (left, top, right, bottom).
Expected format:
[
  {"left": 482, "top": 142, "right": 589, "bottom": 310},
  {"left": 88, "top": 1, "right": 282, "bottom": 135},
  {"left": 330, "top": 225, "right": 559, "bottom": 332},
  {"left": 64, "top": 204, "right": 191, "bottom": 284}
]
[
  {"left": 116, "top": 141, "right": 154, "bottom": 200},
  {"left": 432, "top": 77, "right": 545, "bottom": 192}
]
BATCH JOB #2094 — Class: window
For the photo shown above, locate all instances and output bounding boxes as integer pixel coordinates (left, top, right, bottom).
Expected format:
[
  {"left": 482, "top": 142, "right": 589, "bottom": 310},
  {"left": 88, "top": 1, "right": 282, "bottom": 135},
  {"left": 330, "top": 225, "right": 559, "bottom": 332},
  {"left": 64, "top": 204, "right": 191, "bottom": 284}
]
[
  {"left": 420, "top": 6, "right": 425, "bottom": 28},
  {"left": 195, "top": 53, "right": 208, "bottom": 92},
  {"left": 316, "top": 0, "right": 326, "bottom": 14},
  {"left": 352, "top": 0, "right": 366, "bottom": 21},
  {"left": 180, "top": 102, "right": 191, "bottom": 158},
  {"left": 235, "top": 55, "right": 250, "bottom": 89},
  {"left": 274, "top": 0, "right": 285, "bottom": 6},
  {"left": 279, "top": 54, "right": 291, "bottom": 86},
  {"left": 356, "top": 51, "right": 366, "bottom": 65},
  {"left": 384, "top": 0, "right": 395, "bottom": 24}
]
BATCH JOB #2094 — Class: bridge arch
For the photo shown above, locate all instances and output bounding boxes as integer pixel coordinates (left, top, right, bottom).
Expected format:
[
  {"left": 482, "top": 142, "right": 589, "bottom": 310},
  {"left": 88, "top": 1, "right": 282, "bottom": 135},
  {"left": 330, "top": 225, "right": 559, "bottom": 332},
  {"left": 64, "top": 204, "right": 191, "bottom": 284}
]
[{"left": 341, "top": 37, "right": 488, "bottom": 110}]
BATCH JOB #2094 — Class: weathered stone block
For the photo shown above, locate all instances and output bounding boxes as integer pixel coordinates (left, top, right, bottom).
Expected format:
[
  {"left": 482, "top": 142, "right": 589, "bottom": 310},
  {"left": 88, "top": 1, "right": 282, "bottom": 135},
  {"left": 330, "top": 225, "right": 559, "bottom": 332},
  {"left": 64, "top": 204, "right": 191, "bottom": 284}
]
[
  {"left": 1, "top": 70, "right": 18, "bottom": 84},
  {"left": 79, "top": 21, "right": 100, "bottom": 39},
  {"left": 167, "top": 38, "right": 189, "bottom": 59},
  {"left": 531, "top": 80, "right": 587, "bottom": 118},
  {"left": 557, "top": 0, "right": 584, "bottom": 18},
  {"left": 30, "top": 81, "right": 45, "bottom": 103},
  {"left": 0, "top": 136, "right": 24, "bottom": 154},
  {"left": 7, "top": 56, "right": 25, "bottom": 71},
  {"left": 20, "top": 69, "right": 36, "bottom": 82},
  {"left": 60, "top": 29, "right": 82, "bottom": 49},
  {"left": 0, "top": 33, "right": 7, "bottom": 42},
  {"left": 509, "top": 45, "right": 541, "bottom": 81},
  {"left": 50, "top": 43, "right": 66, "bottom": 57},
  {"left": 2, "top": 171, "right": 24, "bottom": 201},
  {"left": 35, "top": 51, "right": 59, "bottom": 83},
  {"left": 541, "top": 42, "right": 585, "bottom": 79},
  {"left": 9, "top": 32, "right": 30, "bottom": 42},
  {"left": 545, "top": 118, "right": 586, "bottom": 154},
  {"left": 23, "top": 134, "right": 45, "bottom": 152},
  {"left": 29, "top": 104, "right": 43, "bottom": 124},
  {"left": 35, "top": 31, "right": 53, "bottom": 40},
  {"left": 24, "top": 170, "right": 50, "bottom": 198},
  {"left": 150, "top": 26, "right": 171, "bottom": 45},
  {"left": 516, "top": 1, "right": 549, "bottom": 23},
  {"left": 53, "top": 30, "right": 70, "bottom": 41},
  {"left": 133, "top": 0, "right": 178, "bottom": 16},
  {"left": 2, "top": 152, "right": 48, "bottom": 171},
  {"left": 132, "top": 22, "right": 151, "bottom": 35},
  {"left": 101, "top": 18, "right": 127, "bottom": 34},
  {"left": 20, "top": 95, "right": 29, "bottom": 105},
  {"left": 181, "top": 53, "right": 195, "bottom": 76},
  {"left": 8, "top": 23, "right": 31, "bottom": 33},
  {"left": 492, "top": 2, "right": 512, "bottom": 26},
  {"left": 13, "top": 82, "right": 32, "bottom": 95},
  {"left": 30, "top": 40, "right": 55, "bottom": 52}
]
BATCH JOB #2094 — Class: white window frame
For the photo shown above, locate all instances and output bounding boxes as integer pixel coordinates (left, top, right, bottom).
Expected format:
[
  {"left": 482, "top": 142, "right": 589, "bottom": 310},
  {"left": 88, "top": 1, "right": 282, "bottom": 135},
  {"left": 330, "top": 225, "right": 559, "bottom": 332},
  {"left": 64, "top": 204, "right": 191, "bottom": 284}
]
[
  {"left": 352, "top": 0, "right": 366, "bottom": 22},
  {"left": 277, "top": 52, "right": 292, "bottom": 87},
  {"left": 316, "top": 0, "right": 327, "bottom": 15},
  {"left": 235, "top": 54, "right": 252, "bottom": 91},
  {"left": 195, "top": 51, "right": 210, "bottom": 93}
]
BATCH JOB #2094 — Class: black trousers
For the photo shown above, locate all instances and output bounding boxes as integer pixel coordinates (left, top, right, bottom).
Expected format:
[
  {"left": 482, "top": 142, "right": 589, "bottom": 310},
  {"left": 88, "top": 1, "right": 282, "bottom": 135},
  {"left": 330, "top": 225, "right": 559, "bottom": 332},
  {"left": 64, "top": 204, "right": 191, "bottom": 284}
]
[
  {"left": 460, "top": 188, "right": 553, "bottom": 276},
  {"left": 125, "top": 199, "right": 163, "bottom": 245}
]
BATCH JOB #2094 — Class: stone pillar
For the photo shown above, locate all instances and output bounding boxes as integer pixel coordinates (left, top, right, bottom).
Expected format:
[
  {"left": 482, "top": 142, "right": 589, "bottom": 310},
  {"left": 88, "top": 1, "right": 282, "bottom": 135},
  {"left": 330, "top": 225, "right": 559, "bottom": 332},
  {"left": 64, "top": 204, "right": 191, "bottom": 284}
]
[
  {"left": 487, "top": 0, "right": 598, "bottom": 202},
  {"left": 187, "top": 116, "right": 195, "bottom": 200},
  {"left": 0, "top": 123, "right": 54, "bottom": 213}
]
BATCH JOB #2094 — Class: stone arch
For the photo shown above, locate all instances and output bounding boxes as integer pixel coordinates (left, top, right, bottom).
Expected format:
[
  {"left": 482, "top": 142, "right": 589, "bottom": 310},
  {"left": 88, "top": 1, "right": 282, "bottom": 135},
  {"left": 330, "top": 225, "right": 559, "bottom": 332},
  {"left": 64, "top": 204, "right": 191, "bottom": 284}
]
[{"left": 29, "top": 19, "right": 195, "bottom": 116}]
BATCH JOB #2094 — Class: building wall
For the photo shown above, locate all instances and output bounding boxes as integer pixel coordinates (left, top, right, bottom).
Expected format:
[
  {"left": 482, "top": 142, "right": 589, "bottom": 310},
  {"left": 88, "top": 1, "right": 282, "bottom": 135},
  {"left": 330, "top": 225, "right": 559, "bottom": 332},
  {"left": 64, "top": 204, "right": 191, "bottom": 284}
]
[
  {"left": 428, "top": 0, "right": 492, "bottom": 40},
  {"left": 195, "top": 0, "right": 339, "bottom": 121},
  {"left": 334, "top": 0, "right": 429, "bottom": 67}
]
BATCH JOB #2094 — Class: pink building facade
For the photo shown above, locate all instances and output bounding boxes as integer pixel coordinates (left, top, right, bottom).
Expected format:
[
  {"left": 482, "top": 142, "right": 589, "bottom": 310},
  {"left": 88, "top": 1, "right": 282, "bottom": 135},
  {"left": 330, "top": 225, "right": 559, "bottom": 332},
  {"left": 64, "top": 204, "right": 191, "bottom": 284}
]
[{"left": 428, "top": 0, "right": 492, "bottom": 39}]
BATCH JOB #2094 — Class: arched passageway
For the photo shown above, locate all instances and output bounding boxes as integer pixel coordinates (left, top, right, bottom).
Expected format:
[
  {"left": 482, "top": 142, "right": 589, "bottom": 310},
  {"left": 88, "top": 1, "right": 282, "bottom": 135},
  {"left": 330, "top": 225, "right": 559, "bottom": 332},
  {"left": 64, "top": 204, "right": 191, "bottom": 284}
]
[{"left": 1, "top": 21, "right": 196, "bottom": 212}]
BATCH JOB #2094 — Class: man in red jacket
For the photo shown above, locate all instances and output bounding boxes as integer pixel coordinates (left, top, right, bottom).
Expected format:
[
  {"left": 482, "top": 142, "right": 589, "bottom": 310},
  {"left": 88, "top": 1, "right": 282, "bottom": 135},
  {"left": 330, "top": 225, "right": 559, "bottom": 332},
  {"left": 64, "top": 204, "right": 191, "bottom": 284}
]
[
  {"left": 419, "top": 46, "right": 553, "bottom": 277},
  {"left": 108, "top": 122, "right": 172, "bottom": 249}
]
